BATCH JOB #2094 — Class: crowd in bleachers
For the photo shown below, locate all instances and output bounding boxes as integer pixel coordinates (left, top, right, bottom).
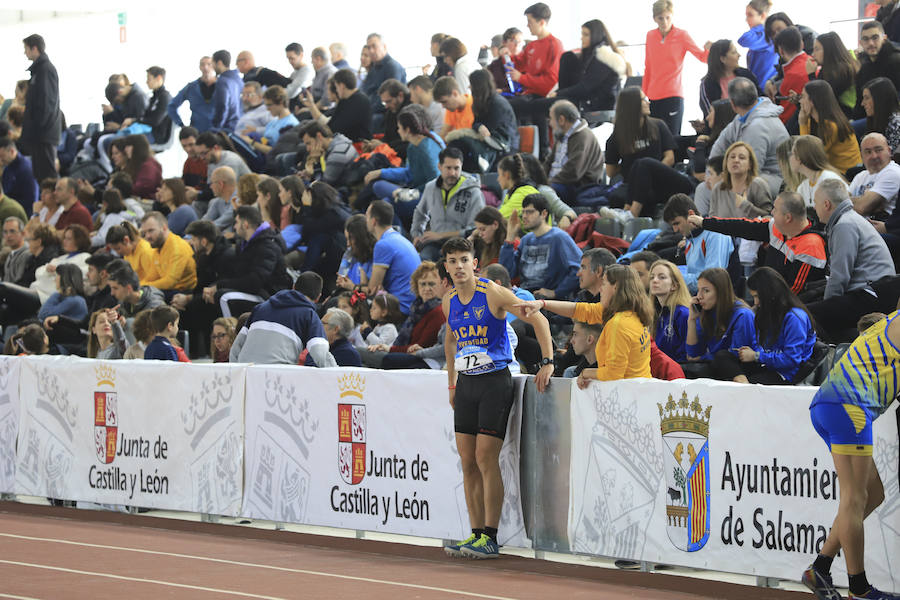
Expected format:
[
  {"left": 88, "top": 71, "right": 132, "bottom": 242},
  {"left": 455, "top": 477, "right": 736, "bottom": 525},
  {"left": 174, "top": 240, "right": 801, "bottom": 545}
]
[{"left": 2, "top": 0, "right": 900, "bottom": 385}]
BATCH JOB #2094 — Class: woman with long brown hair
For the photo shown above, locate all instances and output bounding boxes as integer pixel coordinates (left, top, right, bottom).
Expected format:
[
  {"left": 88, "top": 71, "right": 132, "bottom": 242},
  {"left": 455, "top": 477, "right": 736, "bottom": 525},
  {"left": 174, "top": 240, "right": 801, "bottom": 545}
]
[
  {"left": 806, "top": 32, "right": 859, "bottom": 118},
  {"left": 709, "top": 266, "right": 815, "bottom": 384},
  {"left": 861, "top": 77, "right": 900, "bottom": 153},
  {"left": 255, "top": 177, "right": 283, "bottom": 230},
  {"left": 469, "top": 206, "right": 507, "bottom": 266},
  {"left": 157, "top": 178, "right": 197, "bottom": 237},
  {"left": 798, "top": 80, "right": 861, "bottom": 175},
  {"left": 605, "top": 86, "right": 694, "bottom": 217},
  {"left": 517, "top": 264, "right": 654, "bottom": 383},
  {"left": 336, "top": 214, "right": 376, "bottom": 291},
  {"left": 554, "top": 19, "right": 625, "bottom": 113},
  {"left": 684, "top": 268, "right": 756, "bottom": 376},
  {"left": 111, "top": 134, "right": 161, "bottom": 199}
]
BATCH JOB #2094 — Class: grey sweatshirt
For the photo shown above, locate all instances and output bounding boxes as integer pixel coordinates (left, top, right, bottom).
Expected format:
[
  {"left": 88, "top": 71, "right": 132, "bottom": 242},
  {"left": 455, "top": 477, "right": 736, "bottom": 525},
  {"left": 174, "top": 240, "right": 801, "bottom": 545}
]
[
  {"left": 710, "top": 98, "right": 790, "bottom": 198},
  {"left": 411, "top": 173, "right": 485, "bottom": 238},
  {"left": 96, "top": 321, "right": 129, "bottom": 360},
  {"left": 322, "top": 134, "right": 358, "bottom": 185},
  {"left": 824, "top": 199, "right": 895, "bottom": 298}
]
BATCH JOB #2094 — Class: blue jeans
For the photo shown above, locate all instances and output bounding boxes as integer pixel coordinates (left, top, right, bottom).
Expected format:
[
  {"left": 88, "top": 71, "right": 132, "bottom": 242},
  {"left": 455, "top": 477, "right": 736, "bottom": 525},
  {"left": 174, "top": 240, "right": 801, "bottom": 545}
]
[
  {"left": 418, "top": 242, "right": 442, "bottom": 262},
  {"left": 551, "top": 182, "right": 578, "bottom": 207},
  {"left": 372, "top": 180, "right": 400, "bottom": 200}
]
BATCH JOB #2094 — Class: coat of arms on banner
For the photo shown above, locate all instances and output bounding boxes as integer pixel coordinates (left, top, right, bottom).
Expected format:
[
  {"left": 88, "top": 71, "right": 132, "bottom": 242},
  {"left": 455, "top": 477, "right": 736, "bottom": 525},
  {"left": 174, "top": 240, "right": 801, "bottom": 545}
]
[
  {"left": 338, "top": 373, "right": 366, "bottom": 485},
  {"left": 659, "top": 392, "right": 711, "bottom": 552},
  {"left": 93, "top": 365, "right": 118, "bottom": 464}
]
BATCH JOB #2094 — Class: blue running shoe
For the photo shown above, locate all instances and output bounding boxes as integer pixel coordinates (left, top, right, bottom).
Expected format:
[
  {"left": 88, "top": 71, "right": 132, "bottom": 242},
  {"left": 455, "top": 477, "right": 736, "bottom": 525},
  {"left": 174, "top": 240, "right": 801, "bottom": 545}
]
[
  {"left": 460, "top": 533, "right": 500, "bottom": 559},
  {"left": 801, "top": 565, "right": 843, "bottom": 600},
  {"left": 443, "top": 533, "right": 478, "bottom": 558},
  {"left": 850, "top": 587, "right": 900, "bottom": 600}
]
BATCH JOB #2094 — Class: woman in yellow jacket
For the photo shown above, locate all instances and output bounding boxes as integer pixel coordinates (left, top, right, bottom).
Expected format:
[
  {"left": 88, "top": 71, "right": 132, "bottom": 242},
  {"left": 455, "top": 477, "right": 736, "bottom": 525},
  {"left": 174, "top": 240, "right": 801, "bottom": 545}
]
[
  {"left": 798, "top": 80, "right": 861, "bottom": 175},
  {"left": 517, "top": 264, "right": 654, "bottom": 382}
]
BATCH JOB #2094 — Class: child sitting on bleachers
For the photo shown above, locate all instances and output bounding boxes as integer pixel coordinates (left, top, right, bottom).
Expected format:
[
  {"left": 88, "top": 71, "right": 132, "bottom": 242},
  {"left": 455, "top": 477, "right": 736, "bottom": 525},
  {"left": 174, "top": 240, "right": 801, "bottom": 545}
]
[
  {"left": 358, "top": 293, "right": 404, "bottom": 350},
  {"left": 337, "top": 290, "right": 370, "bottom": 348},
  {"left": 144, "top": 306, "right": 181, "bottom": 362}
]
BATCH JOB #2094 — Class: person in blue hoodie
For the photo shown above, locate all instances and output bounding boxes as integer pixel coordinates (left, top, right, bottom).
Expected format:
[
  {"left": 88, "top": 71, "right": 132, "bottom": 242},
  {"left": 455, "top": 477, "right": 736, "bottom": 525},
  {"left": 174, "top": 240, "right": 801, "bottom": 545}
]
[
  {"left": 738, "top": 0, "right": 778, "bottom": 87},
  {"left": 710, "top": 267, "right": 816, "bottom": 384},
  {"left": 499, "top": 193, "right": 580, "bottom": 300},
  {"left": 210, "top": 50, "right": 244, "bottom": 132},
  {"left": 663, "top": 193, "right": 734, "bottom": 295},
  {"left": 167, "top": 56, "right": 217, "bottom": 133},
  {"left": 230, "top": 277, "right": 336, "bottom": 367},
  {"left": 685, "top": 268, "right": 756, "bottom": 377}
]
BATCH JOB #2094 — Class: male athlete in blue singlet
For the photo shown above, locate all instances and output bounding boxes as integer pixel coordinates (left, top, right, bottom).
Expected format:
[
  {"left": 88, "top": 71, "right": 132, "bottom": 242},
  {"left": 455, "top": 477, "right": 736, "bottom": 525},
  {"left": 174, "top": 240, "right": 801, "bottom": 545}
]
[
  {"left": 440, "top": 237, "right": 554, "bottom": 559},
  {"left": 802, "top": 312, "right": 900, "bottom": 600}
]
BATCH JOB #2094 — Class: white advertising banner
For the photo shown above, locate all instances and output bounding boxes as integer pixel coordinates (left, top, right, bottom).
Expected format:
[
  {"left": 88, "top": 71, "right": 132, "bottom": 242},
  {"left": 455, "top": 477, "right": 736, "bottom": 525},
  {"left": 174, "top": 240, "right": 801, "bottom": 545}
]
[
  {"left": 0, "top": 356, "right": 21, "bottom": 494},
  {"left": 568, "top": 379, "right": 900, "bottom": 591},
  {"left": 241, "top": 366, "right": 529, "bottom": 547},
  {"left": 14, "top": 357, "right": 246, "bottom": 515}
]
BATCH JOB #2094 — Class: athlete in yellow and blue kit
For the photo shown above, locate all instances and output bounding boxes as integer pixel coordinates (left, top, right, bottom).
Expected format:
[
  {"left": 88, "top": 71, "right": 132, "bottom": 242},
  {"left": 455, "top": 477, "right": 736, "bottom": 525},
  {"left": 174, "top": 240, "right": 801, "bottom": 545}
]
[
  {"left": 802, "top": 311, "right": 900, "bottom": 600},
  {"left": 440, "top": 237, "right": 553, "bottom": 559}
]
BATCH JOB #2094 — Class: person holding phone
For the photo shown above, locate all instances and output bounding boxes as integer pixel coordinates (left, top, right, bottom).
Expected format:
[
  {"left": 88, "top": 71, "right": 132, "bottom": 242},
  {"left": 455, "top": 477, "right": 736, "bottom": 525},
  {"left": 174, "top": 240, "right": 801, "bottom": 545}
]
[{"left": 683, "top": 267, "right": 756, "bottom": 378}]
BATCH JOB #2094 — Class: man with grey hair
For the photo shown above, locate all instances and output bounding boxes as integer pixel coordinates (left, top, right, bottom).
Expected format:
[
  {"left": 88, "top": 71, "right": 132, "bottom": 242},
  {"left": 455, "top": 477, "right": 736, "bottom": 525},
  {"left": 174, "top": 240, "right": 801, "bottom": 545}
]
[
  {"left": 309, "top": 47, "right": 337, "bottom": 105},
  {"left": 329, "top": 42, "right": 351, "bottom": 70},
  {"left": 2, "top": 216, "right": 28, "bottom": 283},
  {"left": 544, "top": 99, "right": 604, "bottom": 205},
  {"left": 577, "top": 248, "right": 617, "bottom": 302},
  {"left": 305, "top": 306, "right": 361, "bottom": 367},
  {"left": 710, "top": 77, "right": 790, "bottom": 197},
  {"left": 808, "top": 178, "right": 897, "bottom": 342},
  {"left": 203, "top": 166, "right": 236, "bottom": 232},
  {"left": 234, "top": 81, "right": 274, "bottom": 136}
]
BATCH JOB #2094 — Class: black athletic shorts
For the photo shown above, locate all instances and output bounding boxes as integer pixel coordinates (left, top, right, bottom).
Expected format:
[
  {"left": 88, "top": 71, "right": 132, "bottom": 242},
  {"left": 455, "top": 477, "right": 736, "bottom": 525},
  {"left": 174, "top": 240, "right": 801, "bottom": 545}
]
[{"left": 454, "top": 368, "right": 514, "bottom": 439}]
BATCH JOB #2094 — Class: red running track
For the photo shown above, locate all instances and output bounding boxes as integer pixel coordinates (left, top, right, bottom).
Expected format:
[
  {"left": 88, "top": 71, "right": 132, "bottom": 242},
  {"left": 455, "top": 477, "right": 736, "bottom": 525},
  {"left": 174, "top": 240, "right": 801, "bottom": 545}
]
[{"left": 0, "top": 503, "right": 807, "bottom": 599}]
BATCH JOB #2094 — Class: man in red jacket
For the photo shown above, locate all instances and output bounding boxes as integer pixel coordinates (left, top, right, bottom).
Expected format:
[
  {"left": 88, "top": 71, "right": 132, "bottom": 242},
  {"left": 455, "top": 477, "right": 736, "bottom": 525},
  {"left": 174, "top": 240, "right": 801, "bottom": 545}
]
[{"left": 506, "top": 2, "right": 563, "bottom": 159}]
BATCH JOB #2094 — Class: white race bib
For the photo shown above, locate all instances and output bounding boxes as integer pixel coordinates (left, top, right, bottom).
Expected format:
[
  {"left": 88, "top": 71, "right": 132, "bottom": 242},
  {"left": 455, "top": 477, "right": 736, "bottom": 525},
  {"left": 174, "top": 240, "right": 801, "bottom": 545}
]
[{"left": 454, "top": 345, "right": 494, "bottom": 373}]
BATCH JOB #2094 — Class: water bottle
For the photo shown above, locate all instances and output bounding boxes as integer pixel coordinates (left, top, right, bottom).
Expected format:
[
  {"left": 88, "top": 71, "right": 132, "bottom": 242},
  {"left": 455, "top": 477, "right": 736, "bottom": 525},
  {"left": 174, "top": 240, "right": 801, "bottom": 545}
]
[{"left": 503, "top": 55, "right": 521, "bottom": 95}]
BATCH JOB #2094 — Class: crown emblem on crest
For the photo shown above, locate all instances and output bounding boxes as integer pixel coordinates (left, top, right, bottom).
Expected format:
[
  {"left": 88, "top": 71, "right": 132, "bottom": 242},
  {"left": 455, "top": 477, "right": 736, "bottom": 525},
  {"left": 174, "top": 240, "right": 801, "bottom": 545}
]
[
  {"left": 658, "top": 392, "right": 711, "bottom": 437},
  {"left": 94, "top": 364, "right": 116, "bottom": 387},
  {"left": 338, "top": 373, "right": 366, "bottom": 399}
]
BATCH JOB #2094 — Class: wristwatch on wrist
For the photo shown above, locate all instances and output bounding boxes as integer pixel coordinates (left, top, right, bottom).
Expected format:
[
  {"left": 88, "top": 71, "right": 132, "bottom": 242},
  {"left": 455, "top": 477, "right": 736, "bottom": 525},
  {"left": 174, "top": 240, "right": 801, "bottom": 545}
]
[{"left": 538, "top": 357, "right": 553, "bottom": 368}]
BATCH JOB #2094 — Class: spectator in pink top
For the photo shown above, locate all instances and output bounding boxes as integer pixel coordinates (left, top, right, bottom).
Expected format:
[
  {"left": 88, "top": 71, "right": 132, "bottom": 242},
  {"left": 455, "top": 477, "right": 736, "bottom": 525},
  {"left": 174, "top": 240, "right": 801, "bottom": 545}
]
[{"left": 642, "top": 0, "right": 711, "bottom": 136}]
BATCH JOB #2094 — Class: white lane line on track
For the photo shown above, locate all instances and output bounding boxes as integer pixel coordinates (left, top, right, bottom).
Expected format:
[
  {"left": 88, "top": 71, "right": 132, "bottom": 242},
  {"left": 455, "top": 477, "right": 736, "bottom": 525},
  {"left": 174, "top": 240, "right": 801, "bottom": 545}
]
[
  {"left": 0, "top": 532, "right": 519, "bottom": 600},
  {"left": 0, "top": 560, "right": 286, "bottom": 600},
  {"left": 0, "top": 594, "right": 43, "bottom": 600}
]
